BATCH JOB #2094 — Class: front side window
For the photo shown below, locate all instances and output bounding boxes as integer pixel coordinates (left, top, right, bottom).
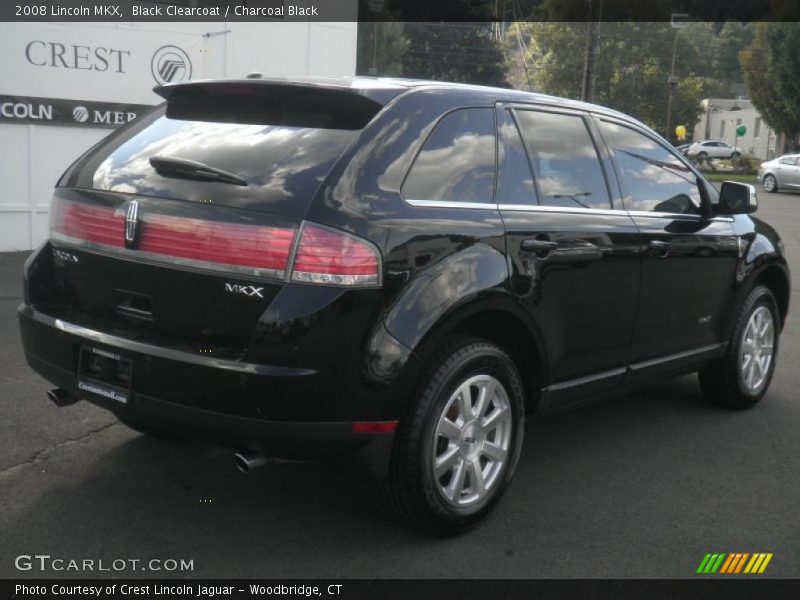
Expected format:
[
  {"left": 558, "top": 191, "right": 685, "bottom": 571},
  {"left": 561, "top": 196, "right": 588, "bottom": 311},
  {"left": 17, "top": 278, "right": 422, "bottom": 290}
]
[
  {"left": 402, "top": 108, "right": 496, "bottom": 203},
  {"left": 513, "top": 110, "right": 611, "bottom": 209},
  {"left": 599, "top": 120, "right": 702, "bottom": 215}
]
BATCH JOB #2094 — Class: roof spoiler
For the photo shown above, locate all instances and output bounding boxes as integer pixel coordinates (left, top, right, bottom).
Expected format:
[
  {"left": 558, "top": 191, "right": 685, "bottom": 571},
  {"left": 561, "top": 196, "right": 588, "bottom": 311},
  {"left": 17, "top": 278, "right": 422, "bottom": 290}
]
[
  {"left": 153, "top": 79, "right": 395, "bottom": 130},
  {"left": 154, "top": 78, "right": 401, "bottom": 106}
]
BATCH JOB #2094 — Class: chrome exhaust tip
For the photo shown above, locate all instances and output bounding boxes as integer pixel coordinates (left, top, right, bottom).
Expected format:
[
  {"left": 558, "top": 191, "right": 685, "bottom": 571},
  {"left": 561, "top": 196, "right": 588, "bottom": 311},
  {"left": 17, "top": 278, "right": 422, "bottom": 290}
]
[
  {"left": 233, "top": 450, "right": 268, "bottom": 474},
  {"left": 47, "top": 388, "right": 80, "bottom": 407}
]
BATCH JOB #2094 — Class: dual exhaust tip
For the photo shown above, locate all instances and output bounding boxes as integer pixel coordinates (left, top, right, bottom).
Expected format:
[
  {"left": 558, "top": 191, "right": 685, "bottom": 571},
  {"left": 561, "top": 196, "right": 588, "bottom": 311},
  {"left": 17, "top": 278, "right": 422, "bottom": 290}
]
[{"left": 48, "top": 388, "right": 268, "bottom": 474}]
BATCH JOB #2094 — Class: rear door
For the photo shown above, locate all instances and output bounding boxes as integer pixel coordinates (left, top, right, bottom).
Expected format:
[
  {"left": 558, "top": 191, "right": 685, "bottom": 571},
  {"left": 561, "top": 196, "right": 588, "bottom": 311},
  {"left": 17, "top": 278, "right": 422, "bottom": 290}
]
[
  {"left": 497, "top": 105, "right": 641, "bottom": 402},
  {"left": 594, "top": 117, "right": 740, "bottom": 380}
]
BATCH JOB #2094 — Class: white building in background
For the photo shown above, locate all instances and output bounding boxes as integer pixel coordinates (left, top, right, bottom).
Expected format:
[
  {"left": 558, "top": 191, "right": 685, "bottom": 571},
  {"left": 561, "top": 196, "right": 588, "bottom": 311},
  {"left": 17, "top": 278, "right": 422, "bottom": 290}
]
[
  {"left": 0, "top": 19, "right": 357, "bottom": 251},
  {"left": 693, "top": 98, "right": 777, "bottom": 161}
]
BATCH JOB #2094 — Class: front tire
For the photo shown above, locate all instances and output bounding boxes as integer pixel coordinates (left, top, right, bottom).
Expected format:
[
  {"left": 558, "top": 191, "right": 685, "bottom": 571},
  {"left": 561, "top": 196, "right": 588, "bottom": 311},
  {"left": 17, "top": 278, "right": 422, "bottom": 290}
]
[
  {"left": 699, "top": 286, "right": 780, "bottom": 409},
  {"left": 763, "top": 174, "right": 778, "bottom": 193},
  {"left": 382, "top": 337, "right": 525, "bottom": 535}
]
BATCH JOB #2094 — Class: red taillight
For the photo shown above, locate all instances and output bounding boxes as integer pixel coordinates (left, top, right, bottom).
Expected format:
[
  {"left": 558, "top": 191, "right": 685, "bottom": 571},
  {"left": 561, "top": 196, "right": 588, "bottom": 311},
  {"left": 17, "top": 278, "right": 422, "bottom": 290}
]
[
  {"left": 50, "top": 198, "right": 124, "bottom": 248},
  {"left": 50, "top": 198, "right": 381, "bottom": 286},
  {"left": 139, "top": 214, "right": 295, "bottom": 276},
  {"left": 352, "top": 421, "right": 398, "bottom": 434},
  {"left": 291, "top": 224, "right": 380, "bottom": 286},
  {"left": 50, "top": 197, "right": 296, "bottom": 277}
]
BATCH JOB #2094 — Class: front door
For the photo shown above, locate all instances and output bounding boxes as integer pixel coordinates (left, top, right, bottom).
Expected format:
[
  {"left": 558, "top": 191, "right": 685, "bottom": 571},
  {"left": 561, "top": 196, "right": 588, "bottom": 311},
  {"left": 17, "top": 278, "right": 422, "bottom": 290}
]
[{"left": 595, "top": 118, "right": 740, "bottom": 381}]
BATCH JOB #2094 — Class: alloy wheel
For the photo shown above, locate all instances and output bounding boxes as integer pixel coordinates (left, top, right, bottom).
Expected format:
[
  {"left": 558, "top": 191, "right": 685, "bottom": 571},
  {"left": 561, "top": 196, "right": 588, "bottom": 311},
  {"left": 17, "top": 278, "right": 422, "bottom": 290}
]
[
  {"left": 432, "top": 374, "right": 512, "bottom": 508},
  {"left": 739, "top": 305, "right": 775, "bottom": 394}
]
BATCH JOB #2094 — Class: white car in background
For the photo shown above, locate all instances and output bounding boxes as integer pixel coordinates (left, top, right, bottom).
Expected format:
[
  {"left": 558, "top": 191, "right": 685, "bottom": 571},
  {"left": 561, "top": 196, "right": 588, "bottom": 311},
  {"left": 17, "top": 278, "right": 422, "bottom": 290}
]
[
  {"left": 686, "top": 140, "right": 741, "bottom": 159},
  {"left": 758, "top": 154, "right": 800, "bottom": 193}
]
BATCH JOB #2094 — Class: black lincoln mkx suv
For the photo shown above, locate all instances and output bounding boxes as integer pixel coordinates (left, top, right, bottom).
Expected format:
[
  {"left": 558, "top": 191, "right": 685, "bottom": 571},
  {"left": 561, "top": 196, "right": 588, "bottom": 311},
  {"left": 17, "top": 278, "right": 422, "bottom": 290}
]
[{"left": 19, "top": 78, "right": 789, "bottom": 534}]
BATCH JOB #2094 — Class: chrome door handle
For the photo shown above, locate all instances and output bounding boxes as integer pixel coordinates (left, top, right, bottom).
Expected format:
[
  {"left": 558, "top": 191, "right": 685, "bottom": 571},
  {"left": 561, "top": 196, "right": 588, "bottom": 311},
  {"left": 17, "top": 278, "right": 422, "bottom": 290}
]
[{"left": 521, "top": 239, "right": 558, "bottom": 252}]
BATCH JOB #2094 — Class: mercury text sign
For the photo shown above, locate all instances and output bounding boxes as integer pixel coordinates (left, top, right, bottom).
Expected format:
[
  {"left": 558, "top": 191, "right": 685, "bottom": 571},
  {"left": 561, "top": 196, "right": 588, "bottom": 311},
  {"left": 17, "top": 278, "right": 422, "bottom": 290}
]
[{"left": 0, "top": 94, "right": 153, "bottom": 128}]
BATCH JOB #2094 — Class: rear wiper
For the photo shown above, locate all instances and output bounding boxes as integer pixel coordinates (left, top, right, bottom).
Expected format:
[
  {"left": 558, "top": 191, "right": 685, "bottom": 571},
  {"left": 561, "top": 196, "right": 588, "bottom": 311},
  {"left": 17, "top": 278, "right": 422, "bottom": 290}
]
[{"left": 149, "top": 156, "right": 248, "bottom": 186}]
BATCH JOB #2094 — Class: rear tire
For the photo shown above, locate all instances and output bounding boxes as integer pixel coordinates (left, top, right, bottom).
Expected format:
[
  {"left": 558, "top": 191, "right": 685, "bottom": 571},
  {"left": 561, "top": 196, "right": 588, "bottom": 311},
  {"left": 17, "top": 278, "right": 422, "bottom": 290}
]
[
  {"left": 381, "top": 337, "right": 525, "bottom": 535},
  {"left": 699, "top": 286, "right": 779, "bottom": 410},
  {"left": 117, "top": 415, "right": 183, "bottom": 439}
]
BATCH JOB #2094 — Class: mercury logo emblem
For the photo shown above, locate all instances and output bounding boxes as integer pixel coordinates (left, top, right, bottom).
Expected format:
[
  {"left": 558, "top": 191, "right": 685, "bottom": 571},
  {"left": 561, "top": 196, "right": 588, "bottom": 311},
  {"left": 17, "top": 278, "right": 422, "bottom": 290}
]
[
  {"left": 72, "top": 106, "right": 89, "bottom": 123},
  {"left": 124, "top": 200, "right": 140, "bottom": 249},
  {"left": 151, "top": 45, "right": 192, "bottom": 85}
]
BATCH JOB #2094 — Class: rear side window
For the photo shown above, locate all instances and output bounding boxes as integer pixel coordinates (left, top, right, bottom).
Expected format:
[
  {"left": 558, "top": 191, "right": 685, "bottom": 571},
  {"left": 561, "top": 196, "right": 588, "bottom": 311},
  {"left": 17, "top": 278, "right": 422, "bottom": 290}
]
[
  {"left": 599, "top": 120, "right": 701, "bottom": 215},
  {"left": 514, "top": 110, "right": 611, "bottom": 210},
  {"left": 402, "top": 108, "right": 496, "bottom": 203}
]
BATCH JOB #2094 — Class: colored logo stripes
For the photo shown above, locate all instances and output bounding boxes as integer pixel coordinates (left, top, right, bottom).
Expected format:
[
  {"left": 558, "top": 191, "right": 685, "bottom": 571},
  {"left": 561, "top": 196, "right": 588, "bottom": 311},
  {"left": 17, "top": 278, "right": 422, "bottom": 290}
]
[{"left": 696, "top": 552, "right": 773, "bottom": 574}]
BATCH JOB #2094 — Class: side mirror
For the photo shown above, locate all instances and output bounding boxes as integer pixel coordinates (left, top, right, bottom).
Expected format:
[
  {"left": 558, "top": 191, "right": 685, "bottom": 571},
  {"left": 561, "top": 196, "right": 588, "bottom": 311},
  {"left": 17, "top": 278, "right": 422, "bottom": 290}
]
[{"left": 718, "top": 181, "right": 757, "bottom": 214}]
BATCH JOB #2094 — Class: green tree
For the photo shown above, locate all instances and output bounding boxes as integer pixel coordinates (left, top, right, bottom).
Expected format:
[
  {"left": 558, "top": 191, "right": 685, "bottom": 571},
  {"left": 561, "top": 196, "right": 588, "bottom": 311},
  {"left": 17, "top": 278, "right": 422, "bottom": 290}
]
[
  {"left": 512, "top": 22, "right": 733, "bottom": 141},
  {"left": 356, "top": 22, "right": 409, "bottom": 77},
  {"left": 741, "top": 23, "right": 800, "bottom": 152},
  {"left": 400, "top": 23, "right": 508, "bottom": 86}
]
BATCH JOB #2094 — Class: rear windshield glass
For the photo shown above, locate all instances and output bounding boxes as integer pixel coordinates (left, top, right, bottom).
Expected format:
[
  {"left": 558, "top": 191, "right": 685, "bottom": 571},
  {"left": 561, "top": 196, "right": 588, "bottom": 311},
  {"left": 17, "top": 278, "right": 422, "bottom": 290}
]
[
  {"left": 91, "top": 112, "right": 358, "bottom": 200},
  {"left": 62, "top": 87, "right": 380, "bottom": 215}
]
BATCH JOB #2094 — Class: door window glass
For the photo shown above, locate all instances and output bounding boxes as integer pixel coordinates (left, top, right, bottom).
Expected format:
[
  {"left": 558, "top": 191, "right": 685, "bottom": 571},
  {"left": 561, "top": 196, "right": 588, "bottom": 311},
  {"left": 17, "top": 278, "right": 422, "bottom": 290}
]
[
  {"left": 514, "top": 110, "right": 611, "bottom": 209},
  {"left": 496, "top": 114, "right": 537, "bottom": 205},
  {"left": 402, "top": 108, "right": 496, "bottom": 203},
  {"left": 599, "top": 120, "right": 702, "bottom": 215}
]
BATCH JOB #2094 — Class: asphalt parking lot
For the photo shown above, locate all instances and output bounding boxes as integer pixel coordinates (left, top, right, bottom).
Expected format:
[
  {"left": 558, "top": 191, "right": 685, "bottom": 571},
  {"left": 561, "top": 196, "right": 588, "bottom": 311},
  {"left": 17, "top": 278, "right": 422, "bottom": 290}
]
[{"left": 1, "top": 190, "right": 799, "bottom": 579}]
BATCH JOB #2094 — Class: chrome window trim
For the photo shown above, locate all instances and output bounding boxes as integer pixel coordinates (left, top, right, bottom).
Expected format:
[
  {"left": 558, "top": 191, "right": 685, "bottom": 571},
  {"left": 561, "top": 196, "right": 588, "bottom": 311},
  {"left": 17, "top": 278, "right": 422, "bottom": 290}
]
[
  {"left": 626, "top": 210, "right": 735, "bottom": 223},
  {"left": 497, "top": 204, "right": 624, "bottom": 217},
  {"left": 404, "top": 199, "right": 498, "bottom": 210},
  {"left": 404, "top": 199, "right": 735, "bottom": 222}
]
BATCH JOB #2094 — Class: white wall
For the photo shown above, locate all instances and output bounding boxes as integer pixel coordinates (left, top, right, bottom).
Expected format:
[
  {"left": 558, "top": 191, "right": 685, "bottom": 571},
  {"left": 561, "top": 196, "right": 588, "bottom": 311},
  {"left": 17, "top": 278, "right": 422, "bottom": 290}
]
[
  {"left": 0, "top": 20, "right": 357, "bottom": 251},
  {"left": 693, "top": 99, "right": 777, "bottom": 161}
]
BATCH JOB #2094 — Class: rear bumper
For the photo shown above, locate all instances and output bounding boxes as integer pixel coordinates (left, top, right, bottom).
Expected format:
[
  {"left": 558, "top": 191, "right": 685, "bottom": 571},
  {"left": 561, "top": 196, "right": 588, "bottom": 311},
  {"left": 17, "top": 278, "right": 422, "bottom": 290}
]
[{"left": 18, "top": 303, "right": 396, "bottom": 480}]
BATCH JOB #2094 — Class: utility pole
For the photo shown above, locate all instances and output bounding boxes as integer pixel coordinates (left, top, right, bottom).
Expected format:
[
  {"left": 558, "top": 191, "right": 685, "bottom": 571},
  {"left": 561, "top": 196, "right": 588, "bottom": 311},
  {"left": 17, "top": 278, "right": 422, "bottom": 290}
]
[
  {"left": 580, "top": 0, "right": 602, "bottom": 102},
  {"left": 665, "top": 14, "right": 689, "bottom": 141}
]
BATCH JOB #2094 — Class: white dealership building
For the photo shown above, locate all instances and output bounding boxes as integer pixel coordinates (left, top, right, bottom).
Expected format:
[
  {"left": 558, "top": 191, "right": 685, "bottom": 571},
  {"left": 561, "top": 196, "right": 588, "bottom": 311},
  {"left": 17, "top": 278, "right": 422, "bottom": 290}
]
[
  {"left": 0, "top": 18, "right": 357, "bottom": 251},
  {"left": 692, "top": 98, "right": 778, "bottom": 161}
]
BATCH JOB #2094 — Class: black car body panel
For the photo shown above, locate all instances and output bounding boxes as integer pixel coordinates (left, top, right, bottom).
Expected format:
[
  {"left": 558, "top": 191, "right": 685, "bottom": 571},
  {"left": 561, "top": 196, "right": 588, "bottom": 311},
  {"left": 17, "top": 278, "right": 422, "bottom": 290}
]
[{"left": 19, "top": 78, "right": 790, "bottom": 480}]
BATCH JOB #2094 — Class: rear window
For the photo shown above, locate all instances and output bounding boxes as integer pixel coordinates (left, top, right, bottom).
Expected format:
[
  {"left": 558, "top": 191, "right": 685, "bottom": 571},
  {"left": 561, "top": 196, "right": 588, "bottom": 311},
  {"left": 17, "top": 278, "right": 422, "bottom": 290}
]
[
  {"left": 401, "top": 108, "right": 496, "bottom": 204},
  {"left": 61, "top": 86, "right": 380, "bottom": 216}
]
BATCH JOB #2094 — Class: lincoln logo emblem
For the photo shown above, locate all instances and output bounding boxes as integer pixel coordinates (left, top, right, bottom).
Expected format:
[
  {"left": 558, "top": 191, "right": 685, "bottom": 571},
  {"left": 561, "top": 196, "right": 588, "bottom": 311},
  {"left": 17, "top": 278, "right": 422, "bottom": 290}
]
[{"left": 124, "top": 200, "right": 140, "bottom": 249}]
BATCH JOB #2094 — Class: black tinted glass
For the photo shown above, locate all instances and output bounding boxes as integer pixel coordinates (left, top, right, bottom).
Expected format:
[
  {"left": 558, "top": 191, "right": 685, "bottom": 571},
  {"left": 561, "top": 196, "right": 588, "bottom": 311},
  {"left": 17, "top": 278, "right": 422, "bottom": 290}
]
[
  {"left": 86, "top": 109, "right": 357, "bottom": 209},
  {"left": 514, "top": 110, "right": 610, "bottom": 210},
  {"left": 402, "top": 108, "right": 496, "bottom": 203},
  {"left": 599, "top": 120, "right": 701, "bottom": 214},
  {"left": 497, "top": 114, "right": 537, "bottom": 205}
]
